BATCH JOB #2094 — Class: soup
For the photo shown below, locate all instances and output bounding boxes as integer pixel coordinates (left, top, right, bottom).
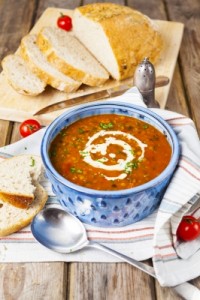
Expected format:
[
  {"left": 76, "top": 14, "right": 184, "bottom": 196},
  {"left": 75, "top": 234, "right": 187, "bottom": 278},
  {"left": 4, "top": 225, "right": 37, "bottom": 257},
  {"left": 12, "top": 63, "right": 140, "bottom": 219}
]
[{"left": 49, "top": 114, "right": 171, "bottom": 191}]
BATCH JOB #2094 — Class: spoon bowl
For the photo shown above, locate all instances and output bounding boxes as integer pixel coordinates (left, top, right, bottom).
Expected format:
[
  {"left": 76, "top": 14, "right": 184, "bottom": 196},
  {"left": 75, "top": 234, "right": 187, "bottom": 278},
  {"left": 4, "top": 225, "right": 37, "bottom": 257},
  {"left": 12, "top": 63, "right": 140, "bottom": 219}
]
[{"left": 31, "top": 207, "right": 89, "bottom": 253}]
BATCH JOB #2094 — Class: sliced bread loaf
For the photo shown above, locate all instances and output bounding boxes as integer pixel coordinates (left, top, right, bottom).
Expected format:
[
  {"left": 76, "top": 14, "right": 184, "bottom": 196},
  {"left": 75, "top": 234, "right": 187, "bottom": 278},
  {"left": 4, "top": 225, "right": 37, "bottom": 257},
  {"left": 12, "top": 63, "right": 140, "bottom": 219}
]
[
  {"left": 37, "top": 27, "right": 109, "bottom": 87},
  {"left": 20, "top": 34, "right": 81, "bottom": 93},
  {"left": 0, "top": 155, "right": 44, "bottom": 209},
  {"left": 1, "top": 54, "right": 46, "bottom": 96},
  {"left": 0, "top": 184, "right": 47, "bottom": 237},
  {"left": 73, "top": 3, "right": 163, "bottom": 80}
]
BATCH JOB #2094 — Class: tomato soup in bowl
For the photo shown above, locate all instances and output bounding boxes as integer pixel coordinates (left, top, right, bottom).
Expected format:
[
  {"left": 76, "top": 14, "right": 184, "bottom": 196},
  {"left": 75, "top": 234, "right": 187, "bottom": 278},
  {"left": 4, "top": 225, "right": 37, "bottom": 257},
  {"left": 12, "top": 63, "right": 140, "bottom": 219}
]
[{"left": 41, "top": 102, "right": 180, "bottom": 227}]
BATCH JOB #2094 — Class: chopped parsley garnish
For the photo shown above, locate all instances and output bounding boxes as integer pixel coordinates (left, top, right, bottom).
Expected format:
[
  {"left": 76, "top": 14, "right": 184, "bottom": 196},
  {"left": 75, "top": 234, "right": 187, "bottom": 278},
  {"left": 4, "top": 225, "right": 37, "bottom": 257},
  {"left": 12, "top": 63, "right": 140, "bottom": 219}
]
[
  {"left": 78, "top": 128, "right": 85, "bottom": 134},
  {"left": 79, "top": 150, "right": 89, "bottom": 157},
  {"left": 70, "top": 167, "right": 83, "bottom": 174},
  {"left": 143, "top": 124, "right": 149, "bottom": 129},
  {"left": 129, "top": 149, "right": 135, "bottom": 155},
  {"left": 30, "top": 157, "right": 35, "bottom": 167},
  {"left": 99, "top": 122, "right": 114, "bottom": 130},
  {"left": 96, "top": 157, "right": 108, "bottom": 163},
  {"left": 59, "top": 131, "right": 67, "bottom": 137},
  {"left": 124, "top": 161, "right": 138, "bottom": 173}
]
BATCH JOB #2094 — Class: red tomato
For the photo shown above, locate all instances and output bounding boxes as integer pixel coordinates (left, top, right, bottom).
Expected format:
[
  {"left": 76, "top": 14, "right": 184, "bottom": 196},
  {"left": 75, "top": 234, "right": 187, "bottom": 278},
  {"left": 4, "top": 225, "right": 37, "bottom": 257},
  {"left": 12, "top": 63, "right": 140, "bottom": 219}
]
[
  {"left": 177, "top": 215, "right": 200, "bottom": 241},
  {"left": 57, "top": 14, "right": 72, "bottom": 31},
  {"left": 20, "top": 119, "right": 41, "bottom": 138}
]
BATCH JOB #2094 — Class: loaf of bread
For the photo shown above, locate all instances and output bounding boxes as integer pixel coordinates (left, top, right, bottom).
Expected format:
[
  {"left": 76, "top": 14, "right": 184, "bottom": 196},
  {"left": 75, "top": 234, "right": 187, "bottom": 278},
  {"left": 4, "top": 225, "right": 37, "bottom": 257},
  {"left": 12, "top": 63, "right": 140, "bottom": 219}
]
[
  {"left": 1, "top": 4, "right": 164, "bottom": 96},
  {"left": 0, "top": 155, "right": 48, "bottom": 237},
  {"left": 37, "top": 26, "right": 110, "bottom": 87},
  {"left": 20, "top": 34, "right": 82, "bottom": 93},
  {"left": 73, "top": 3, "right": 163, "bottom": 80},
  {"left": 1, "top": 54, "right": 46, "bottom": 96}
]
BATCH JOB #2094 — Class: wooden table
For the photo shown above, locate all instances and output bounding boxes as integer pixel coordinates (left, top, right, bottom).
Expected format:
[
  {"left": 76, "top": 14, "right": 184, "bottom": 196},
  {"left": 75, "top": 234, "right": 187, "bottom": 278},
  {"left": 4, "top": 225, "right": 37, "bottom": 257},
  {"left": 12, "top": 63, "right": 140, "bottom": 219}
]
[{"left": 0, "top": 0, "right": 200, "bottom": 299}]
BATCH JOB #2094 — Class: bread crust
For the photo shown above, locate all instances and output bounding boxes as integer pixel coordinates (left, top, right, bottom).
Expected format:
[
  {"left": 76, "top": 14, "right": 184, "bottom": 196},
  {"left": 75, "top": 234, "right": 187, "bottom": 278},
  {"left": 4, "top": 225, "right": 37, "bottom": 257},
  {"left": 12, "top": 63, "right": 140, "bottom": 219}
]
[{"left": 74, "top": 3, "right": 163, "bottom": 80}]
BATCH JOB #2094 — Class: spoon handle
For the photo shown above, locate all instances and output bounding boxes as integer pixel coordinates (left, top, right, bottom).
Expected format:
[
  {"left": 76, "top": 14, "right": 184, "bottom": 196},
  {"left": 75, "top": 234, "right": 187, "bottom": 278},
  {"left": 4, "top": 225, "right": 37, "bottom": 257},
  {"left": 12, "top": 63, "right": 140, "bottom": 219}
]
[
  {"left": 89, "top": 241, "right": 156, "bottom": 277},
  {"left": 89, "top": 241, "right": 200, "bottom": 300}
]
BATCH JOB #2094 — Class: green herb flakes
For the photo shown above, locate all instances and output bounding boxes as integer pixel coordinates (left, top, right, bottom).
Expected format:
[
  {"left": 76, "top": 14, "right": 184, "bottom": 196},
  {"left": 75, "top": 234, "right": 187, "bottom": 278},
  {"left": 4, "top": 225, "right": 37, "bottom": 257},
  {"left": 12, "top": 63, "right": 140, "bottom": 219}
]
[
  {"left": 143, "top": 124, "right": 149, "bottom": 129},
  {"left": 78, "top": 128, "right": 85, "bottom": 134},
  {"left": 79, "top": 150, "right": 89, "bottom": 157},
  {"left": 124, "top": 161, "right": 138, "bottom": 173},
  {"left": 70, "top": 167, "right": 83, "bottom": 174},
  {"left": 30, "top": 157, "right": 35, "bottom": 167},
  {"left": 99, "top": 122, "right": 114, "bottom": 130}
]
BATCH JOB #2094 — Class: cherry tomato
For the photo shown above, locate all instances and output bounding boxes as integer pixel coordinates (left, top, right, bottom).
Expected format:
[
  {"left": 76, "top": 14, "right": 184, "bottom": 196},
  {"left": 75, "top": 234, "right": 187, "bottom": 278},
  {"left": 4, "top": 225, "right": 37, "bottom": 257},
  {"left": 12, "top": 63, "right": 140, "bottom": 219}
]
[
  {"left": 57, "top": 14, "right": 72, "bottom": 31},
  {"left": 20, "top": 119, "right": 41, "bottom": 138},
  {"left": 176, "top": 215, "right": 200, "bottom": 241}
]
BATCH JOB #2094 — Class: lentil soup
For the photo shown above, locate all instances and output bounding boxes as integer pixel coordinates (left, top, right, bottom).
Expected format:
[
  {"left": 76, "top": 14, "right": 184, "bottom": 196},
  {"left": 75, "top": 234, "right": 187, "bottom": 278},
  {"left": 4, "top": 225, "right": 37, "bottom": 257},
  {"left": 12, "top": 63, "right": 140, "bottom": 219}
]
[{"left": 49, "top": 114, "right": 171, "bottom": 191}]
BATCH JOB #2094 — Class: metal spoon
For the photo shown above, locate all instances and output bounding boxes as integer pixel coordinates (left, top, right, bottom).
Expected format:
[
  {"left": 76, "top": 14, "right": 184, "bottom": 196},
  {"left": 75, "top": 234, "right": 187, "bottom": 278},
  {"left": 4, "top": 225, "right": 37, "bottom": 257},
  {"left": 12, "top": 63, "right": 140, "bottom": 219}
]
[{"left": 31, "top": 207, "right": 200, "bottom": 300}]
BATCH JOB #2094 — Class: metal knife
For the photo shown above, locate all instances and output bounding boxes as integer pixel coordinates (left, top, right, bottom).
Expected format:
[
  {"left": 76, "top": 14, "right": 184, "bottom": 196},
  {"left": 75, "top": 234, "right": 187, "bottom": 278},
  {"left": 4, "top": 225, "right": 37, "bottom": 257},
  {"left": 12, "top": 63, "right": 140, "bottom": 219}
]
[{"left": 34, "top": 76, "right": 169, "bottom": 116}]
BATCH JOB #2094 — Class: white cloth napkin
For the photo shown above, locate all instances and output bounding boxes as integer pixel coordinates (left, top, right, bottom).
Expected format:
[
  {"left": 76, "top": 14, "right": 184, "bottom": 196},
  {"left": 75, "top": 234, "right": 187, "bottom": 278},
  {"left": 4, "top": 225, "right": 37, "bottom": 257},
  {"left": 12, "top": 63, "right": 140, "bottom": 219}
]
[{"left": 0, "top": 87, "right": 200, "bottom": 288}]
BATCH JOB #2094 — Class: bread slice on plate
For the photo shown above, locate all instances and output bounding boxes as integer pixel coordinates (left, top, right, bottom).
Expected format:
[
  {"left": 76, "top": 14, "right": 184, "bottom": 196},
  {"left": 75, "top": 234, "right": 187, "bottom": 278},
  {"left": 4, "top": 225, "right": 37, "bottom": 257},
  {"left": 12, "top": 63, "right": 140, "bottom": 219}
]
[
  {"left": 73, "top": 3, "right": 163, "bottom": 81},
  {"left": 1, "top": 54, "right": 46, "bottom": 96},
  {"left": 37, "top": 26, "right": 109, "bottom": 87},
  {"left": 0, "top": 155, "right": 48, "bottom": 237},
  {"left": 20, "top": 34, "right": 82, "bottom": 93}
]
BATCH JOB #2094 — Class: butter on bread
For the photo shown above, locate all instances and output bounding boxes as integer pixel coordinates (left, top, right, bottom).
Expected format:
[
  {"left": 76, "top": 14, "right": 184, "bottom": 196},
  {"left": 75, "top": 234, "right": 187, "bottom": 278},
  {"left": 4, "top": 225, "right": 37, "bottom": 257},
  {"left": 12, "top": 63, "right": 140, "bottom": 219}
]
[
  {"left": 0, "top": 155, "right": 48, "bottom": 237},
  {"left": 73, "top": 3, "right": 163, "bottom": 80}
]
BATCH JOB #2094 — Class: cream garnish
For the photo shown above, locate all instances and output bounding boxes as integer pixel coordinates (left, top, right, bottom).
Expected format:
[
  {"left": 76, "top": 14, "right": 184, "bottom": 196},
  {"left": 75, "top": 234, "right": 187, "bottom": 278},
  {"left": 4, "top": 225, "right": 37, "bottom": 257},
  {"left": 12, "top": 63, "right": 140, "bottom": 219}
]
[{"left": 79, "top": 130, "right": 147, "bottom": 181}]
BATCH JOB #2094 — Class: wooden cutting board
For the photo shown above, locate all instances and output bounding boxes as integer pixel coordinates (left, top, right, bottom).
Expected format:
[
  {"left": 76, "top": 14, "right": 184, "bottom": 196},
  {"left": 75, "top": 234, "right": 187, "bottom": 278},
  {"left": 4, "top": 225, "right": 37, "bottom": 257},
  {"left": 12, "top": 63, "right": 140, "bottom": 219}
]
[{"left": 0, "top": 7, "right": 184, "bottom": 126}]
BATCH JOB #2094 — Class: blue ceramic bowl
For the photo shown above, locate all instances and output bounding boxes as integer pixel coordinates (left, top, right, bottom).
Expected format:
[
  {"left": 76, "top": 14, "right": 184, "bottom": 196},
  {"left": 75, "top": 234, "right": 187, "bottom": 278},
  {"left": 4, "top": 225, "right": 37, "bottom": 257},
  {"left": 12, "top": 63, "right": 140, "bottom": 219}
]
[{"left": 41, "top": 102, "right": 180, "bottom": 227}]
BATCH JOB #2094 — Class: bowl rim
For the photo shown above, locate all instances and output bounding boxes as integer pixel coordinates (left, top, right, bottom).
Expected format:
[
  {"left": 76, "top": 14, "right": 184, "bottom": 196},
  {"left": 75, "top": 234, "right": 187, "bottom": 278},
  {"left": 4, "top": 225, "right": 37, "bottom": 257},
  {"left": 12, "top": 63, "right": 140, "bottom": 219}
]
[{"left": 41, "top": 101, "right": 180, "bottom": 197}]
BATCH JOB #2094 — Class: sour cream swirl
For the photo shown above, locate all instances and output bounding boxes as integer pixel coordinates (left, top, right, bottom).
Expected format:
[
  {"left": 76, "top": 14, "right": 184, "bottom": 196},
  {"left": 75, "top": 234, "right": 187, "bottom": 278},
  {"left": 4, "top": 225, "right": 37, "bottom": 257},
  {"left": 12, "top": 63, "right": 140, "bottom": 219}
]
[{"left": 79, "top": 130, "right": 147, "bottom": 181}]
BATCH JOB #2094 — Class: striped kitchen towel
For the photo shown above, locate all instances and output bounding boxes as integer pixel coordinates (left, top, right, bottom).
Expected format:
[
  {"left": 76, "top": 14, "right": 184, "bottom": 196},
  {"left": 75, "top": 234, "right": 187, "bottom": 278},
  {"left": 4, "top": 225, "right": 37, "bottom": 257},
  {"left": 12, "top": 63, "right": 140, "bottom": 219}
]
[{"left": 152, "top": 109, "right": 200, "bottom": 286}]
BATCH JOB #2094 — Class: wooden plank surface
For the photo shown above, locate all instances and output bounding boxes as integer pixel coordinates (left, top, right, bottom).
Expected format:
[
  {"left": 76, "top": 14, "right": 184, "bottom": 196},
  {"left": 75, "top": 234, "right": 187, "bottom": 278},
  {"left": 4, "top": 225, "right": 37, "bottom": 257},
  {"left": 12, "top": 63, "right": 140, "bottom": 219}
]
[
  {"left": 0, "top": 262, "right": 67, "bottom": 300},
  {"left": 165, "top": 0, "right": 200, "bottom": 133},
  {"left": 0, "top": 7, "right": 183, "bottom": 125},
  {"left": 0, "top": 0, "right": 200, "bottom": 300},
  {"left": 69, "top": 262, "right": 156, "bottom": 299}
]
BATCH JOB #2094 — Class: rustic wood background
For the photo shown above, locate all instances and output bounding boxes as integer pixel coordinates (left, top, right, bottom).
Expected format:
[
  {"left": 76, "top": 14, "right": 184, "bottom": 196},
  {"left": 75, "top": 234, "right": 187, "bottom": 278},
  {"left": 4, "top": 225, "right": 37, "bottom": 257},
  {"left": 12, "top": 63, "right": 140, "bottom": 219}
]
[{"left": 0, "top": 0, "right": 200, "bottom": 299}]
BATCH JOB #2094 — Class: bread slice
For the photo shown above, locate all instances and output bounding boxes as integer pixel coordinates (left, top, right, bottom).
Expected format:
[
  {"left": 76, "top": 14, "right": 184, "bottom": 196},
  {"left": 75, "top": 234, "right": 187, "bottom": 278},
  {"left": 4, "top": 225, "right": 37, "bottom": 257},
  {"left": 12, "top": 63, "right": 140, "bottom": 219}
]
[
  {"left": 0, "top": 155, "right": 44, "bottom": 209},
  {"left": 0, "top": 184, "right": 47, "bottom": 237},
  {"left": 73, "top": 3, "right": 163, "bottom": 80},
  {"left": 20, "top": 34, "right": 82, "bottom": 93},
  {"left": 1, "top": 54, "right": 46, "bottom": 96},
  {"left": 37, "top": 26, "right": 109, "bottom": 87}
]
